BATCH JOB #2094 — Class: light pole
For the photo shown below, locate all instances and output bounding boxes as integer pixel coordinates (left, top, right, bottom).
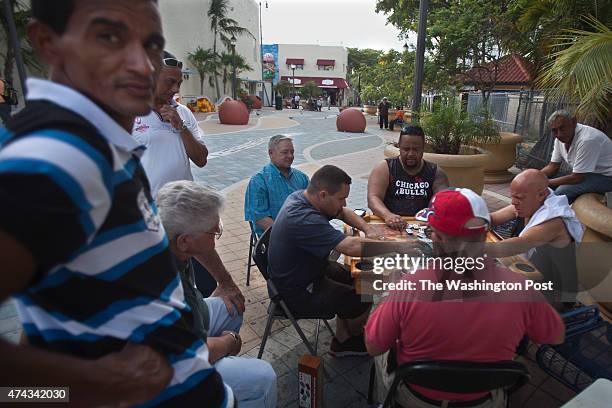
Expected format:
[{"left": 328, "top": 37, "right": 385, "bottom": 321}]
[
  {"left": 291, "top": 63, "right": 296, "bottom": 102},
  {"left": 403, "top": 42, "right": 409, "bottom": 109},
  {"left": 4, "top": 0, "right": 28, "bottom": 100},
  {"left": 259, "top": 1, "right": 269, "bottom": 105},
  {"left": 231, "top": 35, "right": 237, "bottom": 100},
  {"left": 412, "top": 0, "right": 428, "bottom": 122}
]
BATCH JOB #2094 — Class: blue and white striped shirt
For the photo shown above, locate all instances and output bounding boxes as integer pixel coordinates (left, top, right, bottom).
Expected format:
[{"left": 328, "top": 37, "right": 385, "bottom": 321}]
[
  {"left": 0, "top": 79, "right": 228, "bottom": 407},
  {"left": 244, "top": 163, "right": 309, "bottom": 236}
]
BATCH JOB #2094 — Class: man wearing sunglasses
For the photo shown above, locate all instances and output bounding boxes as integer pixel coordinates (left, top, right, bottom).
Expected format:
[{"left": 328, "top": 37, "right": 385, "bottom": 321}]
[
  {"left": 135, "top": 51, "right": 245, "bottom": 316},
  {"left": 133, "top": 50, "right": 208, "bottom": 197}
]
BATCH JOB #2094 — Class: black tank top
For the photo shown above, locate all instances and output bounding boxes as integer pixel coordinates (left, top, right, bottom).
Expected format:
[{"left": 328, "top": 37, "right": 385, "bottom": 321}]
[{"left": 383, "top": 157, "right": 437, "bottom": 216}]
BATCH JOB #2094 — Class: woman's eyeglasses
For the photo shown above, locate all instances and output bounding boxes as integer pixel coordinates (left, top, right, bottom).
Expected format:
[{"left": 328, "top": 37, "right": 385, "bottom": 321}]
[{"left": 163, "top": 58, "right": 183, "bottom": 69}]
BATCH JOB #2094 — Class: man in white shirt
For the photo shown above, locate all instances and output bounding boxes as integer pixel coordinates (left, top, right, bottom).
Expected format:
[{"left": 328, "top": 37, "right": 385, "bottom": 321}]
[
  {"left": 541, "top": 110, "right": 612, "bottom": 203},
  {"left": 133, "top": 51, "right": 208, "bottom": 196}
]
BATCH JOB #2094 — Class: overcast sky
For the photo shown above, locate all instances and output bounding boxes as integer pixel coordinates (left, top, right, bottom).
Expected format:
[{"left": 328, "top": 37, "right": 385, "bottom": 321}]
[{"left": 260, "top": 0, "right": 413, "bottom": 51}]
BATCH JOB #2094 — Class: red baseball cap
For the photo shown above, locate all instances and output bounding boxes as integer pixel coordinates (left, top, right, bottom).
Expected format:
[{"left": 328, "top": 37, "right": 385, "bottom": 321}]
[{"left": 422, "top": 188, "right": 490, "bottom": 236}]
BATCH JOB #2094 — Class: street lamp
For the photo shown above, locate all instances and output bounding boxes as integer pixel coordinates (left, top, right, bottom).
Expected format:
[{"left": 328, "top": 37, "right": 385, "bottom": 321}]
[
  {"left": 230, "top": 34, "right": 237, "bottom": 100},
  {"left": 290, "top": 63, "right": 296, "bottom": 103}
]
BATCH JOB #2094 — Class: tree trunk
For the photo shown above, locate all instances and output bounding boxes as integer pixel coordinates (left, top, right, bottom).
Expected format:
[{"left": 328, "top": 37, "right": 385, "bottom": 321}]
[
  {"left": 200, "top": 76, "right": 204, "bottom": 95},
  {"left": 212, "top": 30, "right": 221, "bottom": 101}
]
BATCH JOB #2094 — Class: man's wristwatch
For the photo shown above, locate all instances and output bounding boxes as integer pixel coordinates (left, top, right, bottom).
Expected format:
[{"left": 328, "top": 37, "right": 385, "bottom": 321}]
[{"left": 179, "top": 121, "right": 188, "bottom": 131}]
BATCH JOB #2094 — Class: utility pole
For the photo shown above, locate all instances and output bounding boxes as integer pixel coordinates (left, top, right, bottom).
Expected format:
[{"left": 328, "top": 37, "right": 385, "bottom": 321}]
[{"left": 411, "top": 0, "right": 428, "bottom": 122}]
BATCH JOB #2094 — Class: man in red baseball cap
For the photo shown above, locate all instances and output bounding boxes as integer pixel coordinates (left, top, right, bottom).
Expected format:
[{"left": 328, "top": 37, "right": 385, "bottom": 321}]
[{"left": 365, "top": 188, "right": 565, "bottom": 407}]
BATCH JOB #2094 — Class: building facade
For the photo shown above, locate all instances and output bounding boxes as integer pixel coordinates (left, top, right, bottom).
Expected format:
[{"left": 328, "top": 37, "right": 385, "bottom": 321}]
[
  {"left": 159, "top": 0, "right": 263, "bottom": 103},
  {"left": 271, "top": 44, "right": 348, "bottom": 106}
]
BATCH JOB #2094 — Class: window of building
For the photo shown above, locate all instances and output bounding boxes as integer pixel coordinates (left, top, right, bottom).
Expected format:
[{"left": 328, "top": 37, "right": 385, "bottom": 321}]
[
  {"left": 287, "top": 64, "right": 304, "bottom": 70},
  {"left": 318, "top": 65, "right": 334, "bottom": 71}
]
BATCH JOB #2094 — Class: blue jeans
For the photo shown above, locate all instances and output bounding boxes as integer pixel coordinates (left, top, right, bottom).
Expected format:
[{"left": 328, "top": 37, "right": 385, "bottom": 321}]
[
  {"left": 554, "top": 173, "right": 612, "bottom": 203},
  {"left": 204, "top": 298, "right": 278, "bottom": 408}
]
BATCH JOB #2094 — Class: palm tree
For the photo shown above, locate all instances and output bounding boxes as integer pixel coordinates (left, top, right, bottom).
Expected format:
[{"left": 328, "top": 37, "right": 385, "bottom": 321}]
[
  {"left": 220, "top": 52, "right": 253, "bottom": 95},
  {"left": 187, "top": 47, "right": 218, "bottom": 95},
  {"left": 537, "top": 16, "right": 612, "bottom": 131},
  {"left": 207, "top": 0, "right": 253, "bottom": 100}
]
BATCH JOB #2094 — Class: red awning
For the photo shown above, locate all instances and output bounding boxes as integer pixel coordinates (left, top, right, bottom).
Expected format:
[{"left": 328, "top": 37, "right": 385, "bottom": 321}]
[
  {"left": 286, "top": 58, "right": 304, "bottom": 65},
  {"left": 316, "top": 59, "right": 335, "bottom": 66},
  {"left": 280, "top": 76, "right": 348, "bottom": 89}
]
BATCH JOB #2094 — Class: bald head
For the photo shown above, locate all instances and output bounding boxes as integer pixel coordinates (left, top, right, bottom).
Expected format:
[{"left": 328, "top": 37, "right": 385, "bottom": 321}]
[
  {"left": 510, "top": 169, "right": 550, "bottom": 218},
  {"left": 512, "top": 169, "right": 548, "bottom": 193}
]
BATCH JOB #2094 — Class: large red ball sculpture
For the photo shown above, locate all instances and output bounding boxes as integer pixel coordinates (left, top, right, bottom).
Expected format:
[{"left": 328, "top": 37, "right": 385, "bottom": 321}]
[
  {"left": 219, "top": 100, "right": 249, "bottom": 125},
  {"left": 248, "top": 95, "right": 263, "bottom": 110},
  {"left": 336, "top": 108, "right": 366, "bottom": 133}
]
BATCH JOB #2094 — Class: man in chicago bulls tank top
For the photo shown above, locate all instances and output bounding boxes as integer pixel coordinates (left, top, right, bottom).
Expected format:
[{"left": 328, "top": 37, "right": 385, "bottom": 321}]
[{"left": 368, "top": 125, "right": 449, "bottom": 230}]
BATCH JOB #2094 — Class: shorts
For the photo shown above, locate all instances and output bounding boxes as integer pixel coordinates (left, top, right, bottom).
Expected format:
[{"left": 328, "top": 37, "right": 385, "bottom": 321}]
[{"left": 284, "top": 262, "right": 371, "bottom": 320}]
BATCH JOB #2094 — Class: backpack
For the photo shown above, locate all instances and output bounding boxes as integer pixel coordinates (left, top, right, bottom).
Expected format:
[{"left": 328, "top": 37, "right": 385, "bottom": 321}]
[{"left": 2, "top": 80, "right": 18, "bottom": 106}]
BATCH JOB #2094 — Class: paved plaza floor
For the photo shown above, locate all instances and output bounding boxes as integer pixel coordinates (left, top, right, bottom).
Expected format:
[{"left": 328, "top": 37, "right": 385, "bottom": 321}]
[{"left": 0, "top": 107, "right": 579, "bottom": 407}]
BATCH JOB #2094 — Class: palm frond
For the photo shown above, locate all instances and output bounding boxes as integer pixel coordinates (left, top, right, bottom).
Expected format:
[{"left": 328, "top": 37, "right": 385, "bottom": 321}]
[{"left": 537, "top": 15, "right": 612, "bottom": 128}]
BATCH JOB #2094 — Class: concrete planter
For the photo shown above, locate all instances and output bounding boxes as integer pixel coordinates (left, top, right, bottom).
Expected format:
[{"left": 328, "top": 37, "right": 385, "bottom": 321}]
[
  {"left": 363, "top": 105, "right": 377, "bottom": 115},
  {"left": 572, "top": 193, "right": 612, "bottom": 317},
  {"left": 384, "top": 143, "right": 489, "bottom": 194},
  {"left": 475, "top": 132, "right": 522, "bottom": 184},
  {"left": 387, "top": 108, "right": 397, "bottom": 122}
]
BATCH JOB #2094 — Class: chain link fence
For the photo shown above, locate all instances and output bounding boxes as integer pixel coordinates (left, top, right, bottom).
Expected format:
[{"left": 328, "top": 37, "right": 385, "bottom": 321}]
[{"left": 467, "top": 91, "right": 577, "bottom": 172}]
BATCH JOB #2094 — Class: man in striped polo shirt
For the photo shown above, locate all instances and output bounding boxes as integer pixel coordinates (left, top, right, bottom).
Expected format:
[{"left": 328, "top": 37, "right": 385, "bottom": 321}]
[{"left": 0, "top": 1, "right": 230, "bottom": 406}]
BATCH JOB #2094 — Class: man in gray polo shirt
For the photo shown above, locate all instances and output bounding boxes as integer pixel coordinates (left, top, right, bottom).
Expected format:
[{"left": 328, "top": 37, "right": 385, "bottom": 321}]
[{"left": 542, "top": 110, "right": 612, "bottom": 203}]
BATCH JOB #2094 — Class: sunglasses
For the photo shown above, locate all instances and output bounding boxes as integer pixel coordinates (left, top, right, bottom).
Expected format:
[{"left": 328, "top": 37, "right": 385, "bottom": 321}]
[{"left": 163, "top": 58, "right": 183, "bottom": 69}]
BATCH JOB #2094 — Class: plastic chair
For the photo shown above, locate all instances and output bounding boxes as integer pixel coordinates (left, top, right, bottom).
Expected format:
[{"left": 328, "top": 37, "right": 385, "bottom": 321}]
[
  {"left": 252, "top": 227, "right": 335, "bottom": 359},
  {"left": 373, "top": 359, "right": 529, "bottom": 408}
]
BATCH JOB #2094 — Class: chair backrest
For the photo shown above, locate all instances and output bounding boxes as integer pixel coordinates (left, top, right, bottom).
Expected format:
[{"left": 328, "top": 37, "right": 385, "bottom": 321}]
[
  {"left": 384, "top": 360, "right": 529, "bottom": 407},
  {"left": 253, "top": 226, "right": 272, "bottom": 280}
]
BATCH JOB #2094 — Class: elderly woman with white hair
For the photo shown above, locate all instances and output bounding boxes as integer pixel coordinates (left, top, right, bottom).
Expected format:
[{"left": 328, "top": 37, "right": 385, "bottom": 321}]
[{"left": 157, "top": 180, "right": 277, "bottom": 408}]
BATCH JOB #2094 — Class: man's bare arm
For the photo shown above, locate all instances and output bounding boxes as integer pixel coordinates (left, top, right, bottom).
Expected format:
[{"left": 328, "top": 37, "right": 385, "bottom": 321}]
[
  {"left": 541, "top": 162, "right": 560, "bottom": 178},
  {"left": 180, "top": 128, "right": 208, "bottom": 167},
  {"left": 549, "top": 172, "right": 585, "bottom": 188},
  {"left": 194, "top": 251, "right": 245, "bottom": 314},
  {"left": 490, "top": 204, "right": 517, "bottom": 227},
  {"left": 0, "top": 231, "right": 172, "bottom": 407},
  {"left": 255, "top": 216, "right": 274, "bottom": 233},
  {"left": 485, "top": 219, "right": 566, "bottom": 258},
  {"left": 368, "top": 161, "right": 405, "bottom": 230}
]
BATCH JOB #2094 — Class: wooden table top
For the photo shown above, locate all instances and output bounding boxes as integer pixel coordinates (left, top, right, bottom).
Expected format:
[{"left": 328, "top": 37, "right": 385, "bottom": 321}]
[{"left": 344, "top": 215, "right": 541, "bottom": 280}]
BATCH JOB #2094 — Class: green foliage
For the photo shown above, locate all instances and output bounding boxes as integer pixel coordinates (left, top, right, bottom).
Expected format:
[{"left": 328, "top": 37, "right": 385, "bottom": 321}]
[
  {"left": 187, "top": 47, "right": 218, "bottom": 95},
  {"left": 207, "top": 0, "right": 254, "bottom": 99},
  {"left": 422, "top": 101, "right": 499, "bottom": 155},
  {"left": 348, "top": 48, "right": 413, "bottom": 106},
  {"left": 537, "top": 16, "right": 612, "bottom": 130},
  {"left": 301, "top": 81, "right": 321, "bottom": 99},
  {"left": 220, "top": 52, "right": 253, "bottom": 95},
  {"left": 273, "top": 80, "right": 291, "bottom": 98}
]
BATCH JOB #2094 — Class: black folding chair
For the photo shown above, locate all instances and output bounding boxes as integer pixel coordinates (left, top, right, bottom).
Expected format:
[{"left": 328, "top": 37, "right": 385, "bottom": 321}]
[
  {"left": 376, "top": 359, "right": 529, "bottom": 408},
  {"left": 252, "top": 227, "right": 335, "bottom": 359},
  {"left": 245, "top": 221, "right": 258, "bottom": 286}
]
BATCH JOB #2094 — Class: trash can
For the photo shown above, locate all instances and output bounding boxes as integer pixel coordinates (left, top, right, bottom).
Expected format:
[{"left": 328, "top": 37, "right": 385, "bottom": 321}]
[{"left": 275, "top": 95, "right": 283, "bottom": 110}]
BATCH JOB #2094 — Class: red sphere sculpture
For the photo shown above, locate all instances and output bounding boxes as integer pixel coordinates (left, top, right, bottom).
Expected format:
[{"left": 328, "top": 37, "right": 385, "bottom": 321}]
[
  {"left": 219, "top": 100, "right": 249, "bottom": 125},
  {"left": 248, "top": 95, "right": 263, "bottom": 110},
  {"left": 336, "top": 107, "right": 366, "bottom": 133}
]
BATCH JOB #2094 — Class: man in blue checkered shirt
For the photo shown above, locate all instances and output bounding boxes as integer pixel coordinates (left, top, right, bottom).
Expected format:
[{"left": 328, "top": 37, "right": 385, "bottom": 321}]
[{"left": 245, "top": 135, "right": 309, "bottom": 236}]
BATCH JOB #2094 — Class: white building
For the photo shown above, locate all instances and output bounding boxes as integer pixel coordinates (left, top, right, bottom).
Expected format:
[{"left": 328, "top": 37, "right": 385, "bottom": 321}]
[
  {"left": 273, "top": 44, "right": 348, "bottom": 105},
  {"left": 159, "top": 0, "right": 263, "bottom": 103}
]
